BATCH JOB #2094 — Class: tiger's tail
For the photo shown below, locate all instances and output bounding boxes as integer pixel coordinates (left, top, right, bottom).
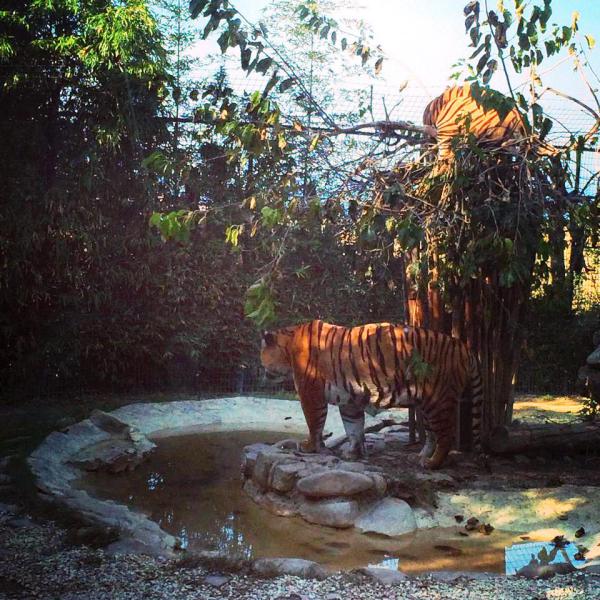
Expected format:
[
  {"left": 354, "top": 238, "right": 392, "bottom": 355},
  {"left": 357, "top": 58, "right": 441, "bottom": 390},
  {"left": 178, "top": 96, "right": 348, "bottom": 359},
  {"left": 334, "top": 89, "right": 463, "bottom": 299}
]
[{"left": 468, "top": 352, "right": 484, "bottom": 456}]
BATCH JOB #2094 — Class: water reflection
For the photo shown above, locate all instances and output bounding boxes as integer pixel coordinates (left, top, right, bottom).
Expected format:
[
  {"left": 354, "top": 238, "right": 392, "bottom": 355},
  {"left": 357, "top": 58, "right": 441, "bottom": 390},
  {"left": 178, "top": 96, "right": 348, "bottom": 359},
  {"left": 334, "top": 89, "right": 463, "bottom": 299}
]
[
  {"left": 146, "top": 472, "right": 164, "bottom": 491},
  {"left": 505, "top": 541, "right": 586, "bottom": 575},
  {"left": 79, "top": 431, "right": 526, "bottom": 573}
]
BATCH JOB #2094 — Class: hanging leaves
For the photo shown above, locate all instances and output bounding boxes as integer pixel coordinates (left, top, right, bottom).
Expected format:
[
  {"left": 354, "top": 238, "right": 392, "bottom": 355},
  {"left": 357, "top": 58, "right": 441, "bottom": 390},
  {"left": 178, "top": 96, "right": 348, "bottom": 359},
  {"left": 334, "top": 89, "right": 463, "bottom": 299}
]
[
  {"left": 244, "top": 279, "right": 276, "bottom": 327},
  {"left": 295, "top": 2, "right": 384, "bottom": 72},
  {"left": 189, "top": 0, "right": 209, "bottom": 20}
]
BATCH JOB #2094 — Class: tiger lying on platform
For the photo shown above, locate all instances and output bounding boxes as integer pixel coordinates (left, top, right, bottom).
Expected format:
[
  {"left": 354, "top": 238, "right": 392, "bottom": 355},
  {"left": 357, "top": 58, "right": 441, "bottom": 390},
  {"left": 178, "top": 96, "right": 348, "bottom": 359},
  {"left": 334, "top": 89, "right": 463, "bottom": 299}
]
[{"left": 260, "top": 319, "right": 483, "bottom": 469}]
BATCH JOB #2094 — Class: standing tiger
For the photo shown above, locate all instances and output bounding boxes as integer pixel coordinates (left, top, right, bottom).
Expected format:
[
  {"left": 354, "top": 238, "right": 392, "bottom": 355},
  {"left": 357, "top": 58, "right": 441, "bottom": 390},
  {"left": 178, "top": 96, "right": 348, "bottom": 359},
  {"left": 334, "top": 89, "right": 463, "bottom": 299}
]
[
  {"left": 423, "top": 83, "right": 556, "bottom": 161},
  {"left": 260, "top": 319, "right": 483, "bottom": 470}
]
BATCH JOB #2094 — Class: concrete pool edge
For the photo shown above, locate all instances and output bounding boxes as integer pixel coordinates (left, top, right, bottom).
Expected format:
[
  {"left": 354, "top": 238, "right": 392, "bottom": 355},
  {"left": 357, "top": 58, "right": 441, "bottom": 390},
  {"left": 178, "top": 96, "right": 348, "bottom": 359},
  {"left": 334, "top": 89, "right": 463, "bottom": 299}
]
[
  {"left": 26, "top": 397, "right": 392, "bottom": 558},
  {"left": 26, "top": 397, "right": 600, "bottom": 573}
]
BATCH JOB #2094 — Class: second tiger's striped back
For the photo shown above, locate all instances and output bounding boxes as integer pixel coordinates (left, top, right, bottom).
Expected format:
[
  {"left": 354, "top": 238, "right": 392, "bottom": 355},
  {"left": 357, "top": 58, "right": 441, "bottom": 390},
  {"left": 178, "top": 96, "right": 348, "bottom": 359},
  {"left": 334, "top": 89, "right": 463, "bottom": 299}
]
[{"left": 423, "top": 84, "right": 527, "bottom": 160}]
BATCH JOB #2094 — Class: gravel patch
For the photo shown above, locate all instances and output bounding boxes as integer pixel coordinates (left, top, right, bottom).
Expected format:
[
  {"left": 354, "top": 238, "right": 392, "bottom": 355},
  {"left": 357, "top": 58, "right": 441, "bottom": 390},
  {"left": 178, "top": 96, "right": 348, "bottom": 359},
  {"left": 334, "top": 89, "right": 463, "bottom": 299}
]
[{"left": 0, "top": 506, "right": 598, "bottom": 600}]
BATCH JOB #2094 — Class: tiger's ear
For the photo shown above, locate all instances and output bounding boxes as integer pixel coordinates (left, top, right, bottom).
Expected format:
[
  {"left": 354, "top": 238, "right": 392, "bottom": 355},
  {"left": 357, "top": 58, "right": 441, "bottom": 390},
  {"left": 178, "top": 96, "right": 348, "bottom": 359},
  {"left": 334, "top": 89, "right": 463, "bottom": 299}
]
[{"left": 262, "top": 331, "right": 276, "bottom": 347}]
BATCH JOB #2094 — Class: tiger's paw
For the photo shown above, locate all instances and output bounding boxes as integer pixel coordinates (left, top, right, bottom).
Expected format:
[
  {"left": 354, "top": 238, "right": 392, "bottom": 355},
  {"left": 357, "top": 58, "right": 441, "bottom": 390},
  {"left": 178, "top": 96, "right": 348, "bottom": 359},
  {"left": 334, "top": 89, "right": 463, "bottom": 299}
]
[
  {"left": 340, "top": 446, "right": 366, "bottom": 461},
  {"left": 421, "top": 456, "right": 442, "bottom": 470},
  {"left": 300, "top": 438, "right": 326, "bottom": 454},
  {"left": 300, "top": 439, "right": 316, "bottom": 453}
]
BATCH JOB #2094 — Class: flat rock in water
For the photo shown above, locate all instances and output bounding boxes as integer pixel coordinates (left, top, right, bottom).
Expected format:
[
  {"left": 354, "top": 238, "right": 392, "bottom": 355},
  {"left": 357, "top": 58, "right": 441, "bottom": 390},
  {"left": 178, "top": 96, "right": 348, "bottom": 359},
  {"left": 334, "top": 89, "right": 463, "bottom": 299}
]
[
  {"left": 354, "top": 497, "right": 417, "bottom": 537},
  {"left": 68, "top": 438, "right": 154, "bottom": 473},
  {"left": 89, "top": 410, "right": 131, "bottom": 435},
  {"left": 299, "top": 499, "right": 359, "bottom": 528},
  {"left": 240, "top": 443, "right": 276, "bottom": 477},
  {"left": 296, "top": 470, "right": 374, "bottom": 497}
]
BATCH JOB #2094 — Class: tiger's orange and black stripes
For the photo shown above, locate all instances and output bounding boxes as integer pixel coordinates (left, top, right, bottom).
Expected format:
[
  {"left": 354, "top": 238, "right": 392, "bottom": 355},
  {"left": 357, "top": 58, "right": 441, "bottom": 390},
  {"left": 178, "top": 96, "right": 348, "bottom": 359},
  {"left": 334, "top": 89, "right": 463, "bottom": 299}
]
[
  {"left": 261, "top": 320, "right": 483, "bottom": 469},
  {"left": 423, "top": 84, "right": 528, "bottom": 161}
]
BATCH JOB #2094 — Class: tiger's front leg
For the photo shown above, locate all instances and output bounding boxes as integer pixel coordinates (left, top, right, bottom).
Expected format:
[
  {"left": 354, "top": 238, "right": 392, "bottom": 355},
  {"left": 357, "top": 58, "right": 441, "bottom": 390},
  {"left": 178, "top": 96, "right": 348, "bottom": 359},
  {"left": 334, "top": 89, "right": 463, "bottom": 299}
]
[
  {"left": 338, "top": 401, "right": 366, "bottom": 459},
  {"left": 297, "top": 380, "right": 328, "bottom": 454}
]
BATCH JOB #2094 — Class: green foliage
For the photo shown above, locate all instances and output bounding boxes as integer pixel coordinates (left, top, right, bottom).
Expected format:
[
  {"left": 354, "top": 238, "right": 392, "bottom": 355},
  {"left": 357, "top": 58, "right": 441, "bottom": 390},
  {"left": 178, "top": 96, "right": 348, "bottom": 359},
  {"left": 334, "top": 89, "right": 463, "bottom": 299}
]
[
  {"left": 244, "top": 279, "right": 277, "bottom": 328},
  {"left": 295, "top": 2, "right": 384, "bottom": 70},
  {"left": 580, "top": 394, "right": 599, "bottom": 421},
  {"left": 461, "top": 0, "right": 590, "bottom": 140},
  {"left": 3, "top": 0, "right": 596, "bottom": 404},
  {"left": 409, "top": 349, "right": 434, "bottom": 384}
]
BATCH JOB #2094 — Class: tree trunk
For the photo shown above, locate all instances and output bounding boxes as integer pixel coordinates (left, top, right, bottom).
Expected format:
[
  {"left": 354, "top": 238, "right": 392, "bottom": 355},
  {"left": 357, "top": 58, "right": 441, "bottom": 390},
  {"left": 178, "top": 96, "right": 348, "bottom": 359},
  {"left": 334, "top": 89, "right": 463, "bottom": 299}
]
[{"left": 489, "top": 422, "right": 600, "bottom": 454}]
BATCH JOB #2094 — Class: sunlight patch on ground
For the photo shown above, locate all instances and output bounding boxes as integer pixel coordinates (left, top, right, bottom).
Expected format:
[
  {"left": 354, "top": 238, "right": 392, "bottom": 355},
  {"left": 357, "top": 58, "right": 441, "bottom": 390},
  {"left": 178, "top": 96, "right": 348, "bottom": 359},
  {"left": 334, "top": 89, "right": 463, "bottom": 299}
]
[
  {"left": 513, "top": 394, "right": 586, "bottom": 424},
  {"left": 528, "top": 495, "right": 587, "bottom": 519},
  {"left": 443, "top": 489, "right": 593, "bottom": 531}
]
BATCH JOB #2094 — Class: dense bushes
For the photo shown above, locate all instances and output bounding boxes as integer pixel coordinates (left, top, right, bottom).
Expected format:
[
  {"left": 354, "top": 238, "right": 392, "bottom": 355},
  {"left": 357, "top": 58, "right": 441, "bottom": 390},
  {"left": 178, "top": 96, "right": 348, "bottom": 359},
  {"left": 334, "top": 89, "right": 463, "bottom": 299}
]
[{"left": 1, "top": 1, "right": 597, "bottom": 402}]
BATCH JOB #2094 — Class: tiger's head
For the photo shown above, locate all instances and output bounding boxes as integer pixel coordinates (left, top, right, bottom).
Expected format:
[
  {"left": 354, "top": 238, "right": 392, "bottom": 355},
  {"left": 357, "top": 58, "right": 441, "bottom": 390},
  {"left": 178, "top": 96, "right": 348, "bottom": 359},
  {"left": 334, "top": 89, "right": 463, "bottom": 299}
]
[{"left": 260, "top": 329, "right": 293, "bottom": 381}]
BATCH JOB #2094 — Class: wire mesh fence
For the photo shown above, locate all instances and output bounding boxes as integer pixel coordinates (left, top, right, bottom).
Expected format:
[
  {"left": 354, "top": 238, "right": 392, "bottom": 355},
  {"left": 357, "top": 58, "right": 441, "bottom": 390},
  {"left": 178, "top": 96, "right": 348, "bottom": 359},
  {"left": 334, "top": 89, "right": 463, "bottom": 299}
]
[
  {"left": 182, "top": 68, "right": 600, "bottom": 194},
  {"left": 574, "top": 245, "right": 600, "bottom": 313}
]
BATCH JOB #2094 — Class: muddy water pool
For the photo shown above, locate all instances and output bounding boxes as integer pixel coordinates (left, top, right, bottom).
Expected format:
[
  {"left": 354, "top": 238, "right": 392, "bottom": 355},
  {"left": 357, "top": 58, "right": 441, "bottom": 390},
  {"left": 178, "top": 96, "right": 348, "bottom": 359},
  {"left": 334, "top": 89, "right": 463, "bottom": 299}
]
[{"left": 79, "top": 431, "right": 525, "bottom": 573}]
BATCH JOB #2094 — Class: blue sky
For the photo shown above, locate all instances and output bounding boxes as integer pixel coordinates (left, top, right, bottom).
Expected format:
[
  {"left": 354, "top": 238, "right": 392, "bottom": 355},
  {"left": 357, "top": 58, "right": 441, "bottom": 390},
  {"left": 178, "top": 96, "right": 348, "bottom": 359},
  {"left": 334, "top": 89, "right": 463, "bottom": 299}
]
[{"left": 216, "top": 0, "right": 600, "bottom": 102}]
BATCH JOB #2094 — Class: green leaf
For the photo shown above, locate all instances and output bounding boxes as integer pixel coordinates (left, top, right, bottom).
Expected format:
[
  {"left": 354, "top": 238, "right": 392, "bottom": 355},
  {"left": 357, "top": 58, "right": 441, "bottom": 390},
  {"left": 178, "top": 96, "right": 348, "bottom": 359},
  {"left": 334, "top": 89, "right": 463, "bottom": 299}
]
[
  {"left": 476, "top": 51, "right": 489, "bottom": 74},
  {"left": 465, "top": 14, "right": 476, "bottom": 31},
  {"left": 241, "top": 47, "right": 252, "bottom": 70},
  {"left": 262, "top": 70, "right": 279, "bottom": 97},
  {"left": 225, "top": 224, "right": 242, "bottom": 246},
  {"left": 539, "top": 116, "right": 553, "bottom": 140},
  {"left": 189, "top": 0, "right": 209, "bottom": 19},
  {"left": 278, "top": 77, "right": 295, "bottom": 92},
  {"left": 249, "top": 90, "right": 262, "bottom": 108},
  {"left": 298, "top": 5, "right": 310, "bottom": 20},
  {"left": 217, "top": 31, "right": 230, "bottom": 54},
  {"left": 464, "top": 1, "right": 479, "bottom": 17},
  {"left": 261, "top": 206, "right": 282, "bottom": 227},
  {"left": 255, "top": 57, "right": 273, "bottom": 74},
  {"left": 470, "top": 41, "right": 487, "bottom": 59}
]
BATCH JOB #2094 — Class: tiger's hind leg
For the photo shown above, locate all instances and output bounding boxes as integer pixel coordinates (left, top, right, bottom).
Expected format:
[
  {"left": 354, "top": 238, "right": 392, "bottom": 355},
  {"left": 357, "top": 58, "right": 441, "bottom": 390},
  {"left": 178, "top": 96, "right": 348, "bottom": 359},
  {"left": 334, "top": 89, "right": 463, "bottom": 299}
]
[
  {"left": 422, "top": 433, "right": 452, "bottom": 470},
  {"left": 338, "top": 401, "right": 366, "bottom": 459},
  {"left": 418, "top": 430, "right": 437, "bottom": 461},
  {"left": 420, "top": 408, "right": 454, "bottom": 470}
]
